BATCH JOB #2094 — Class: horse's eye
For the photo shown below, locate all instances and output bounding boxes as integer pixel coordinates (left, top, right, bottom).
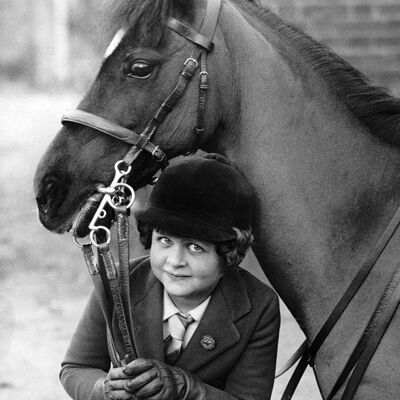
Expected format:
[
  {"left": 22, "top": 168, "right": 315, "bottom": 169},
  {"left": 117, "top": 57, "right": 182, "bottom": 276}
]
[{"left": 127, "top": 62, "right": 153, "bottom": 79}]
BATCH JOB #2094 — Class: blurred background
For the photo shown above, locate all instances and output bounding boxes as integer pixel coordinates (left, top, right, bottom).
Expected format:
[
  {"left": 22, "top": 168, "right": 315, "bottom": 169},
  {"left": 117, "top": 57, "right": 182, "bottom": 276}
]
[{"left": 0, "top": 0, "right": 399, "bottom": 399}]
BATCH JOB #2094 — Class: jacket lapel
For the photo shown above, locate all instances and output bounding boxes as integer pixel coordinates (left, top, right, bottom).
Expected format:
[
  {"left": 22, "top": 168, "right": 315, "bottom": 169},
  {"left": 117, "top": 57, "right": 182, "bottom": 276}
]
[{"left": 177, "top": 268, "right": 252, "bottom": 372}]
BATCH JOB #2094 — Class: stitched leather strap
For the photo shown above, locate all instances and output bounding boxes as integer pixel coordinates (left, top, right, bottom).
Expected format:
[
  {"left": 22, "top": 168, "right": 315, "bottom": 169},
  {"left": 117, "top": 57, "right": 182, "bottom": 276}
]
[
  {"left": 196, "top": 52, "right": 208, "bottom": 136},
  {"left": 82, "top": 244, "right": 122, "bottom": 367},
  {"left": 116, "top": 208, "right": 134, "bottom": 356},
  {"left": 99, "top": 242, "right": 137, "bottom": 362}
]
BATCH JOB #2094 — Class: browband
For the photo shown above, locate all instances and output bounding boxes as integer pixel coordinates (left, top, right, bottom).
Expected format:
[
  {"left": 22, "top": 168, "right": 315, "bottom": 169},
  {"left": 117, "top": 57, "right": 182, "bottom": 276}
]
[
  {"left": 167, "top": 18, "right": 214, "bottom": 51},
  {"left": 166, "top": 0, "right": 222, "bottom": 51}
]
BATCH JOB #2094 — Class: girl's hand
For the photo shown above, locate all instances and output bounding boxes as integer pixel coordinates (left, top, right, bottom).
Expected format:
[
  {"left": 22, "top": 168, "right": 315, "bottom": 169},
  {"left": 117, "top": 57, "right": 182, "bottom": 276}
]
[{"left": 103, "top": 363, "right": 150, "bottom": 400}]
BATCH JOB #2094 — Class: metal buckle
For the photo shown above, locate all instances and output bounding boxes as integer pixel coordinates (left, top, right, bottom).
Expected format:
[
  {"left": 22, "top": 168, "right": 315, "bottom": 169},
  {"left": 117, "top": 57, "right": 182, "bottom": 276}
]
[{"left": 184, "top": 57, "right": 199, "bottom": 68}]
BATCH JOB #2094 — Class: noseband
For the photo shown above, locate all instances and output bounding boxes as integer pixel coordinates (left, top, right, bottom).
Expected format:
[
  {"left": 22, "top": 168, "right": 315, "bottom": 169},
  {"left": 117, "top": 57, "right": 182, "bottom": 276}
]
[{"left": 62, "top": 0, "right": 222, "bottom": 172}]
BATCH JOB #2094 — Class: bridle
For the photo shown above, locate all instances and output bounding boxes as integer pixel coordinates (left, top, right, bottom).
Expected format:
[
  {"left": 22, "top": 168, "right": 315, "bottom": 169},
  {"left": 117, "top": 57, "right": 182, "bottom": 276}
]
[
  {"left": 61, "top": 0, "right": 222, "bottom": 368},
  {"left": 62, "top": 0, "right": 222, "bottom": 175}
]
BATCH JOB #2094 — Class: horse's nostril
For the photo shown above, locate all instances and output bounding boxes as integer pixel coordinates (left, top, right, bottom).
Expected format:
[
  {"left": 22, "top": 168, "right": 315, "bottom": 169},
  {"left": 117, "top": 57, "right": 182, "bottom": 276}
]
[
  {"left": 36, "top": 174, "right": 60, "bottom": 209},
  {"left": 44, "top": 175, "right": 57, "bottom": 193},
  {"left": 36, "top": 172, "right": 71, "bottom": 219}
]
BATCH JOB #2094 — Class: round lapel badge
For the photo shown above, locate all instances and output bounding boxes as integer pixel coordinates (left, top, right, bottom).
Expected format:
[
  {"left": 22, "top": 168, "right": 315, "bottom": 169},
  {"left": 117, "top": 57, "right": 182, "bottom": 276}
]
[{"left": 200, "top": 335, "right": 216, "bottom": 351}]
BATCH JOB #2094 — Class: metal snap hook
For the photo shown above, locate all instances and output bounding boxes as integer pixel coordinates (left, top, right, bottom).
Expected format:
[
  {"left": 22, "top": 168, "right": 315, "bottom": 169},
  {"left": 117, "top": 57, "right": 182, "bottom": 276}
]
[{"left": 115, "top": 160, "right": 132, "bottom": 177}]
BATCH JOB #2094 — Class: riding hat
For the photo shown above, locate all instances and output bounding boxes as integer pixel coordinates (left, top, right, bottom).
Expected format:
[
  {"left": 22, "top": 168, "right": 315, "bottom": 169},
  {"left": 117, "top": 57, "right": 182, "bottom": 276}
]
[{"left": 134, "top": 153, "right": 255, "bottom": 242}]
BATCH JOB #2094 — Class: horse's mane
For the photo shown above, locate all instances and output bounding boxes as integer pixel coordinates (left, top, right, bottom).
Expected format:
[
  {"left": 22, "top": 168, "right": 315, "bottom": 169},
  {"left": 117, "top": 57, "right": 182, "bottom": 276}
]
[
  {"left": 232, "top": 0, "right": 400, "bottom": 146},
  {"left": 106, "top": 0, "right": 400, "bottom": 145}
]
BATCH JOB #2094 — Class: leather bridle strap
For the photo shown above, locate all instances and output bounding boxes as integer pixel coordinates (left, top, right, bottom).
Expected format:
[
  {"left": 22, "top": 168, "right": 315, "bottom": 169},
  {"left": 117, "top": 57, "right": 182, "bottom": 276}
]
[
  {"left": 62, "top": 109, "right": 165, "bottom": 158},
  {"left": 167, "top": 17, "right": 214, "bottom": 51},
  {"left": 282, "top": 204, "right": 400, "bottom": 400}
]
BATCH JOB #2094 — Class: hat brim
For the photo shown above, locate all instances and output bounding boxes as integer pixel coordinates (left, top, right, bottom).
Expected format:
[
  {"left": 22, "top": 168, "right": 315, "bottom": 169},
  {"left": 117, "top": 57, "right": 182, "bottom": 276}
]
[{"left": 135, "top": 207, "right": 236, "bottom": 242}]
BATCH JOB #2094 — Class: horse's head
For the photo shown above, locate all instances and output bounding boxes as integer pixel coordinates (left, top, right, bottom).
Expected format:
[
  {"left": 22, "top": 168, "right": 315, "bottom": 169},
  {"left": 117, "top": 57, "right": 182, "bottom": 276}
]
[{"left": 34, "top": 0, "right": 230, "bottom": 237}]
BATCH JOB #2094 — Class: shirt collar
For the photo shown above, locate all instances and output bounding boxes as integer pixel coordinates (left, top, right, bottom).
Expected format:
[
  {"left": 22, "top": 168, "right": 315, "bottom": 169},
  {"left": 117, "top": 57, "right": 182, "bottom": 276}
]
[{"left": 163, "top": 289, "right": 211, "bottom": 322}]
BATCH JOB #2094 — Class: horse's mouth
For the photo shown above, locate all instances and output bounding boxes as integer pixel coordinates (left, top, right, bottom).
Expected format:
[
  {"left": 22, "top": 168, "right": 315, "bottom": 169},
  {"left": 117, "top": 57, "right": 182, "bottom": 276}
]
[{"left": 71, "top": 191, "right": 114, "bottom": 238}]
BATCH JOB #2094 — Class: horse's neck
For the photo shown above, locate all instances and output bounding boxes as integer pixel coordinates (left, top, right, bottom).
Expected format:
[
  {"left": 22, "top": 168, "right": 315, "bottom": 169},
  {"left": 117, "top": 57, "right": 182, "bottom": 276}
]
[{"left": 212, "top": 1, "right": 400, "bottom": 340}]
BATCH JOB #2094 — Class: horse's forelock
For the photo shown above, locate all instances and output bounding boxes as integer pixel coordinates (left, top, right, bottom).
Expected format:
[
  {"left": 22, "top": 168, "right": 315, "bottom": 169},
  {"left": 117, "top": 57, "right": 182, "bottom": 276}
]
[{"left": 106, "top": 0, "right": 195, "bottom": 47}]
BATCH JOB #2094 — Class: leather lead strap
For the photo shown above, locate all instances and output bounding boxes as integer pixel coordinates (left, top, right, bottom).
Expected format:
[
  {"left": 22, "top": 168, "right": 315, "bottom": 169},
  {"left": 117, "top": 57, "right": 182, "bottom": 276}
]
[
  {"left": 99, "top": 242, "right": 137, "bottom": 362},
  {"left": 116, "top": 208, "right": 135, "bottom": 355},
  {"left": 82, "top": 244, "right": 122, "bottom": 367}
]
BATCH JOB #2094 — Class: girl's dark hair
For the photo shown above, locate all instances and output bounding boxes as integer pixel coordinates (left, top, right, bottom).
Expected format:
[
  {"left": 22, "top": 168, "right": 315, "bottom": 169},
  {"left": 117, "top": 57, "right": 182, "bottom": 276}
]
[{"left": 136, "top": 221, "right": 253, "bottom": 269}]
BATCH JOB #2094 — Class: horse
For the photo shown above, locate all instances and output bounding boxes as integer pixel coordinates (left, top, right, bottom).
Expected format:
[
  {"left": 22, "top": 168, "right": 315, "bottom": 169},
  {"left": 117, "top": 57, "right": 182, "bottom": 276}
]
[{"left": 33, "top": 0, "right": 400, "bottom": 398}]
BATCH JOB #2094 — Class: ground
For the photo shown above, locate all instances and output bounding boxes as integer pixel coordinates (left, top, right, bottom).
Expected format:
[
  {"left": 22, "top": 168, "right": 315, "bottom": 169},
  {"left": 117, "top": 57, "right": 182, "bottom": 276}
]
[{"left": 0, "top": 84, "right": 320, "bottom": 399}]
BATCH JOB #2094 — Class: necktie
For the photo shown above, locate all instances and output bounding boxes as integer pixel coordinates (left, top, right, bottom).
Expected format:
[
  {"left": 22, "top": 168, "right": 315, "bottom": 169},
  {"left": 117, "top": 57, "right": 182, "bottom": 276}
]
[{"left": 164, "top": 313, "right": 195, "bottom": 365}]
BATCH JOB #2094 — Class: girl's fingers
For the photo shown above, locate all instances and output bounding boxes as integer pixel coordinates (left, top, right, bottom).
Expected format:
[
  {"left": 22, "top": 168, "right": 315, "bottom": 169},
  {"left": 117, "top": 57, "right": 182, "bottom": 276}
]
[
  {"left": 108, "top": 366, "right": 131, "bottom": 380},
  {"left": 126, "top": 369, "right": 158, "bottom": 391},
  {"left": 108, "top": 379, "right": 132, "bottom": 391},
  {"left": 124, "top": 358, "right": 154, "bottom": 376}
]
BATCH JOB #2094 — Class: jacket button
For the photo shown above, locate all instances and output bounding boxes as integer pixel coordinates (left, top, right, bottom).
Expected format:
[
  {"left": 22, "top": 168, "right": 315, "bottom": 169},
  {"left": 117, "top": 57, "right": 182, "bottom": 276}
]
[{"left": 200, "top": 335, "right": 216, "bottom": 351}]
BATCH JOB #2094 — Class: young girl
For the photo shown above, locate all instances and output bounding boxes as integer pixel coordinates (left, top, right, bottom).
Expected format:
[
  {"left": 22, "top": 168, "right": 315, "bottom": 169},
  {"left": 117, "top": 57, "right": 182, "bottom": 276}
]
[{"left": 60, "top": 154, "right": 280, "bottom": 400}]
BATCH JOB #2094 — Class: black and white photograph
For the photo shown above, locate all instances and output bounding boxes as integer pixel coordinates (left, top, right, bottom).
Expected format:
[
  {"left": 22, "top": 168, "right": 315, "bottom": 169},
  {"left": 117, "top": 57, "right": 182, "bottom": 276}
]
[{"left": 1, "top": 0, "right": 400, "bottom": 399}]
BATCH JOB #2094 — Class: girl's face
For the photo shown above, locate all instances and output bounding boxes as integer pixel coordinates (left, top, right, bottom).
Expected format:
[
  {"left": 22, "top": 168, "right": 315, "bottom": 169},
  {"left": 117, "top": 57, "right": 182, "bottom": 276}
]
[{"left": 150, "top": 230, "right": 223, "bottom": 312}]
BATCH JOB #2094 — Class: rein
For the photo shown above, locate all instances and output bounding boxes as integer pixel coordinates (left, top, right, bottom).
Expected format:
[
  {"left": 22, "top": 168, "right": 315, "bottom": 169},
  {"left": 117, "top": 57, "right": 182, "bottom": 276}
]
[
  {"left": 66, "top": 0, "right": 222, "bottom": 367},
  {"left": 280, "top": 205, "right": 400, "bottom": 400}
]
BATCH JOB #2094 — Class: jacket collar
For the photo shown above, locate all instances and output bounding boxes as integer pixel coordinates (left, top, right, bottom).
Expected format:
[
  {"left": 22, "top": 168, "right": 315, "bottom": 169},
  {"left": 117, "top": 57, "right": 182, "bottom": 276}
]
[{"left": 129, "top": 257, "right": 252, "bottom": 371}]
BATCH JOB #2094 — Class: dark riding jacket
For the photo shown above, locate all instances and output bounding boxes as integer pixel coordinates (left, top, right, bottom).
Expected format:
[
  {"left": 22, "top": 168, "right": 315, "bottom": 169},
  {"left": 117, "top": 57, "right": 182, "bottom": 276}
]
[{"left": 60, "top": 256, "right": 280, "bottom": 400}]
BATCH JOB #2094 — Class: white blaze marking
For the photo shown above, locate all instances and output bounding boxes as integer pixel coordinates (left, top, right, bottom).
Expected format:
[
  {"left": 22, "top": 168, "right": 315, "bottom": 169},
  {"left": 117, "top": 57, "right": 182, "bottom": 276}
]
[{"left": 104, "top": 28, "right": 127, "bottom": 59}]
